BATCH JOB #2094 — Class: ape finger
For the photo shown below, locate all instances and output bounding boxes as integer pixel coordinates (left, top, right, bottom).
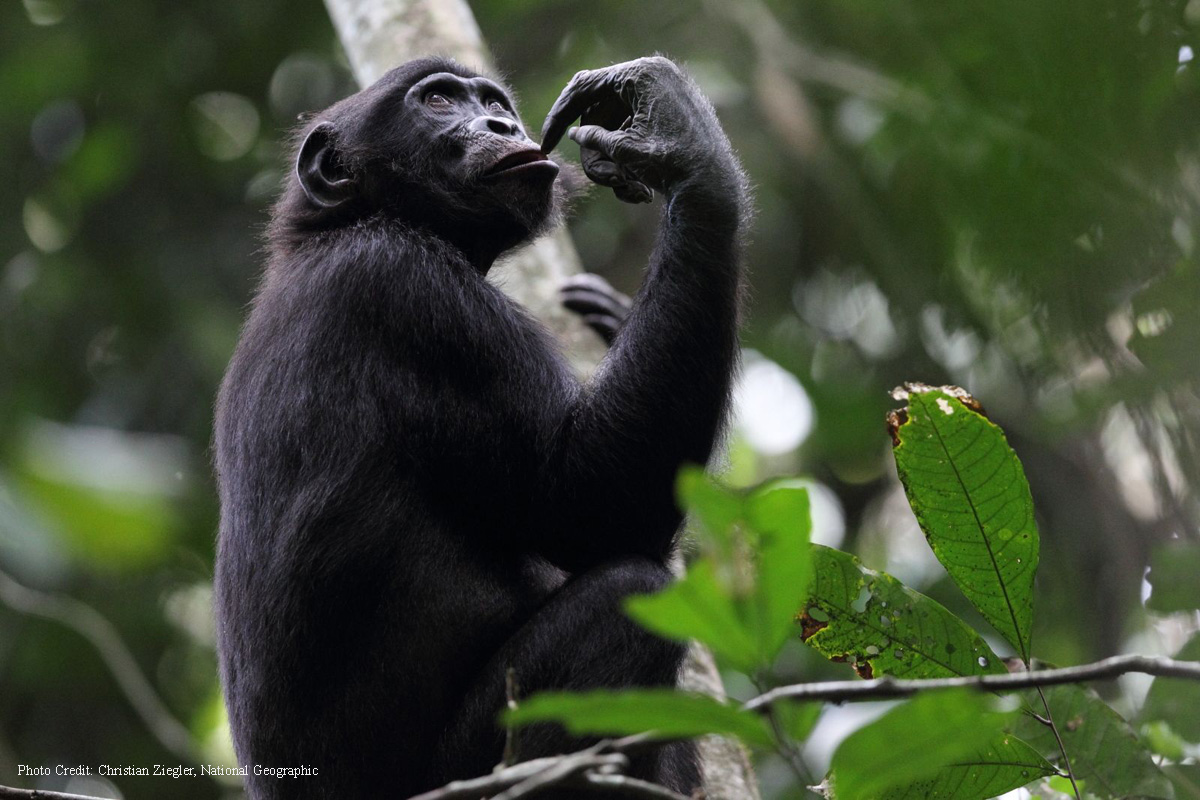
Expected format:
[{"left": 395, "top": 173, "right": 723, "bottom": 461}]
[
  {"left": 541, "top": 69, "right": 615, "bottom": 152},
  {"left": 580, "top": 146, "right": 652, "bottom": 205},
  {"left": 568, "top": 125, "right": 631, "bottom": 162},
  {"left": 580, "top": 147, "right": 623, "bottom": 187},
  {"left": 612, "top": 180, "right": 653, "bottom": 204}
]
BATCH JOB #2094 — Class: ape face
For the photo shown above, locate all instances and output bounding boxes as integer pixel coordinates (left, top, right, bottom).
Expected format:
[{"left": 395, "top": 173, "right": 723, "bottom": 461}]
[{"left": 289, "top": 58, "right": 565, "bottom": 268}]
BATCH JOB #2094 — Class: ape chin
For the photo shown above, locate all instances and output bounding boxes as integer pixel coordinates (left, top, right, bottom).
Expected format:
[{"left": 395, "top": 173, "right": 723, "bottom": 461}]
[{"left": 214, "top": 55, "right": 746, "bottom": 800}]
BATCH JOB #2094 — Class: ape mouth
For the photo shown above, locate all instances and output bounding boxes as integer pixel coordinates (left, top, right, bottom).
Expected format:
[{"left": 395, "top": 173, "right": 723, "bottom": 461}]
[{"left": 485, "top": 149, "right": 560, "bottom": 179}]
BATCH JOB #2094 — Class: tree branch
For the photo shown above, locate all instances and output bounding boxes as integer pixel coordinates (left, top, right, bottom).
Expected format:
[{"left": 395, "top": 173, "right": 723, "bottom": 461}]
[
  {"left": 7, "top": 654, "right": 1194, "bottom": 800},
  {"left": 405, "top": 654, "right": 1200, "bottom": 799},
  {"left": 743, "top": 654, "right": 1200, "bottom": 711},
  {"left": 405, "top": 734, "right": 688, "bottom": 800},
  {"left": 0, "top": 787, "right": 113, "bottom": 800}
]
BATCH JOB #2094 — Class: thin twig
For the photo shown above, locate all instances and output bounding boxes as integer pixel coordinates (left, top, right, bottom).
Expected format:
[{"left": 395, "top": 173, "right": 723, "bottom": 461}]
[
  {"left": 405, "top": 756, "right": 582, "bottom": 800},
  {"left": 489, "top": 750, "right": 628, "bottom": 800},
  {"left": 743, "top": 654, "right": 1200, "bottom": 710},
  {"left": 582, "top": 773, "right": 691, "bottom": 799},
  {"left": 0, "top": 569, "right": 195, "bottom": 762},
  {"left": 754, "top": 675, "right": 812, "bottom": 787},
  {"left": 0, "top": 787, "right": 110, "bottom": 800},
  {"left": 408, "top": 735, "right": 660, "bottom": 800},
  {"left": 503, "top": 667, "right": 521, "bottom": 767}
]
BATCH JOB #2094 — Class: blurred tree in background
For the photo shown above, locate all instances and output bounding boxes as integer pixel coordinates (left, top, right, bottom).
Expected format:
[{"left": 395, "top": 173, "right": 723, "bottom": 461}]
[{"left": 0, "top": 0, "right": 1197, "bottom": 797}]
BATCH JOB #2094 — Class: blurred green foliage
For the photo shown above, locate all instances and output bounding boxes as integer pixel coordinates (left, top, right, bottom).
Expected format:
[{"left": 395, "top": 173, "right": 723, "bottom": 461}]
[{"left": 1, "top": 0, "right": 1199, "bottom": 798}]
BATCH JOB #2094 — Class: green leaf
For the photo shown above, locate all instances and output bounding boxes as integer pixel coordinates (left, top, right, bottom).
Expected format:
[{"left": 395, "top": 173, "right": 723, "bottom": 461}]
[
  {"left": 1142, "top": 721, "right": 1188, "bottom": 761},
  {"left": 1147, "top": 543, "right": 1200, "bottom": 612},
  {"left": 879, "top": 733, "right": 1056, "bottom": 800},
  {"left": 655, "top": 472, "right": 815, "bottom": 670},
  {"left": 625, "top": 560, "right": 759, "bottom": 673},
  {"left": 774, "top": 701, "right": 821, "bottom": 741},
  {"left": 1164, "top": 763, "right": 1200, "bottom": 800},
  {"left": 829, "top": 690, "right": 1016, "bottom": 800},
  {"left": 503, "top": 689, "right": 776, "bottom": 749},
  {"left": 1142, "top": 633, "right": 1200, "bottom": 743},
  {"left": 889, "top": 384, "right": 1039, "bottom": 660},
  {"left": 744, "top": 481, "right": 813, "bottom": 662},
  {"left": 676, "top": 465, "right": 742, "bottom": 549},
  {"left": 801, "top": 546, "right": 1005, "bottom": 679},
  {"left": 1013, "top": 685, "right": 1174, "bottom": 799}
]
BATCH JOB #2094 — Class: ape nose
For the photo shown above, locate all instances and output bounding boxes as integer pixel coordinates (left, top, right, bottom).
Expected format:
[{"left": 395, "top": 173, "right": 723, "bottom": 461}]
[{"left": 471, "top": 115, "right": 521, "bottom": 137}]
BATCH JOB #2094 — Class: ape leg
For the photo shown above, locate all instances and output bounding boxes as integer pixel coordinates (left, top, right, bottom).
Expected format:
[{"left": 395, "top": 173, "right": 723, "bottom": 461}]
[{"left": 435, "top": 556, "right": 700, "bottom": 796}]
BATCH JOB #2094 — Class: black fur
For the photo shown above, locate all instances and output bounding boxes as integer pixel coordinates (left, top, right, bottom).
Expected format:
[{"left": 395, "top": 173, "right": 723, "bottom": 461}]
[{"left": 213, "top": 56, "right": 747, "bottom": 799}]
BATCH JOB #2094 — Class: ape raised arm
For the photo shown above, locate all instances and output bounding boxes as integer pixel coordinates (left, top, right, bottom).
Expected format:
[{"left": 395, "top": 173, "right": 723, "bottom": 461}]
[
  {"left": 214, "top": 56, "right": 746, "bottom": 800},
  {"left": 538, "top": 57, "right": 749, "bottom": 570}
]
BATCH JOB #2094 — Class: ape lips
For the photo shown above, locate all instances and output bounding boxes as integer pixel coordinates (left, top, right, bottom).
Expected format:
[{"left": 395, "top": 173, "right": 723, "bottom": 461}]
[{"left": 485, "top": 147, "right": 559, "bottom": 179}]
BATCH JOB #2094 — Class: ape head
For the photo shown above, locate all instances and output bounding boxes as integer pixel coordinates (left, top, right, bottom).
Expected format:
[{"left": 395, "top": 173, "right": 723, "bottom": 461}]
[{"left": 276, "top": 57, "right": 574, "bottom": 268}]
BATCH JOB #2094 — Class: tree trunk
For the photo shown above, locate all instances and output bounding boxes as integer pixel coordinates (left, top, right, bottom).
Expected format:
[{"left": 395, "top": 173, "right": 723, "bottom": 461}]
[{"left": 321, "top": 1, "right": 760, "bottom": 796}]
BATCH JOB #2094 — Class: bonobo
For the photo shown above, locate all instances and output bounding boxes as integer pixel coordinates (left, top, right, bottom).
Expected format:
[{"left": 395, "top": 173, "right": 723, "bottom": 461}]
[{"left": 214, "top": 55, "right": 747, "bottom": 799}]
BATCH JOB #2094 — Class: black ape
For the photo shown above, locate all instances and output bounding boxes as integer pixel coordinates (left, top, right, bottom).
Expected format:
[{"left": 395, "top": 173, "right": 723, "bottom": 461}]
[{"left": 214, "top": 56, "right": 747, "bottom": 799}]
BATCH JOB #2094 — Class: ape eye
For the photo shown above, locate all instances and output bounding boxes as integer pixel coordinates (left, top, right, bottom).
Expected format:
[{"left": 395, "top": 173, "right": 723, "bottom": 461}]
[
  {"left": 487, "top": 100, "right": 507, "bottom": 114},
  {"left": 425, "top": 93, "right": 451, "bottom": 108}
]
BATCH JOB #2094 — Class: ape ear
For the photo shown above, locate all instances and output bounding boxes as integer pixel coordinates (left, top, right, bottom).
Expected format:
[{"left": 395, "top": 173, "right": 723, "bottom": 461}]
[{"left": 296, "top": 122, "right": 355, "bottom": 209}]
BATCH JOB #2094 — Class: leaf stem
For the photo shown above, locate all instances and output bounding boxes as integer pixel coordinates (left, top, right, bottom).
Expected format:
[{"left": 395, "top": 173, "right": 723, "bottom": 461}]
[{"left": 1033, "top": 684, "right": 1080, "bottom": 800}]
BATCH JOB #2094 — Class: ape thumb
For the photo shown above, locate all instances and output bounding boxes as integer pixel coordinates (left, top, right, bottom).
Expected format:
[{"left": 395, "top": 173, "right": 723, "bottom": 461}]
[{"left": 569, "top": 125, "right": 627, "bottom": 161}]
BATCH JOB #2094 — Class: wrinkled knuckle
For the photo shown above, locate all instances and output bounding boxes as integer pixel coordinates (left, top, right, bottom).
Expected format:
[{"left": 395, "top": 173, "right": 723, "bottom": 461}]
[{"left": 646, "top": 56, "right": 678, "bottom": 76}]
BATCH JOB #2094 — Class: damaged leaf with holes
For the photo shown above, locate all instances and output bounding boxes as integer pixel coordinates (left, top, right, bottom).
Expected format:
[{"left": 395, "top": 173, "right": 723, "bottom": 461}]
[
  {"left": 888, "top": 384, "right": 1039, "bottom": 660},
  {"left": 800, "top": 545, "right": 1004, "bottom": 679}
]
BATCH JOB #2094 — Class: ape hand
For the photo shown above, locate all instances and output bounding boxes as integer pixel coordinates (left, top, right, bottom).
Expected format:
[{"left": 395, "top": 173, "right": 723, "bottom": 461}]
[
  {"left": 541, "top": 56, "right": 730, "bottom": 202},
  {"left": 560, "top": 273, "right": 632, "bottom": 346}
]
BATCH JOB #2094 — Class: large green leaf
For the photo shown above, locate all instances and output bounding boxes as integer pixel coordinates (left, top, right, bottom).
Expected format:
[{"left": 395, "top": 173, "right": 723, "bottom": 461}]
[
  {"left": 880, "top": 734, "right": 1056, "bottom": 800},
  {"left": 1013, "top": 685, "right": 1174, "bottom": 799},
  {"left": 744, "top": 480, "right": 813, "bottom": 662},
  {"left": 625, "top": 560, "right": 759, "bottom": 673},
  {"left": 801, "top": 545, "right": 1004, "bottom": 679},
  {"left": 889, "top": 384, "right": 1039, "bottom": 659},
  {"left": 677, "top": 465, "right": 741, "bottom": 552},
  {"left": 503, "top": 689, "right": 776, "bottom": 749},
  {"left": 637, "top": 471, "right": 813, "bottom": 671},
  {"left": 829, "top": 690, "right": 1015, "bottom": 800}
]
